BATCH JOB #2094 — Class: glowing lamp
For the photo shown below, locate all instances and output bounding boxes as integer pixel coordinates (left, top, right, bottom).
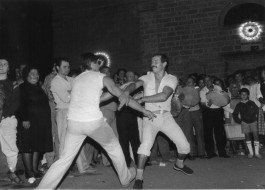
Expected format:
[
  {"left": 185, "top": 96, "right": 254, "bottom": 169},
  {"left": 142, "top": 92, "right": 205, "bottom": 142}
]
[
  {"left": 238, "top": 21, "right": 263, "bottom": 41},
  {"left": 95, "top": 52, "right": 111, "bottom": 67}
]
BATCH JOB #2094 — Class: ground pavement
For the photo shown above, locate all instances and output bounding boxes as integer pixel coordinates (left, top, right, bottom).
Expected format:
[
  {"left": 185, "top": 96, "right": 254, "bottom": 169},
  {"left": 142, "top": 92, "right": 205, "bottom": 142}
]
[{"left": 0, "top": 150, "right": 265, "bottom": 189}]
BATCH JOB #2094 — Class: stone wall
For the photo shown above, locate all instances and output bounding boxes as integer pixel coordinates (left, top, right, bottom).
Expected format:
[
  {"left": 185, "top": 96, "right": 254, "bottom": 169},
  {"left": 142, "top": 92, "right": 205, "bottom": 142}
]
[
  {"left": 138, "top": 0, "right": 265, "bottom": 79},
  {"left": 52, "top": 0, "right": 265, "bottom": 79}
]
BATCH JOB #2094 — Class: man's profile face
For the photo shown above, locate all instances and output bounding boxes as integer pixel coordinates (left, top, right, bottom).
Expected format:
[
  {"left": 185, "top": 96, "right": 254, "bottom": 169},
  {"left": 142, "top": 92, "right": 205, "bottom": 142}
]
[
  {"left": 0, "top": 59, "right": 9, "bottom": 75},
  {"left": 57, "top": 61, "right": 70, "bottom": 76},
  {"left": 151, "top": 56, "right": 165, "bottom": 73}
]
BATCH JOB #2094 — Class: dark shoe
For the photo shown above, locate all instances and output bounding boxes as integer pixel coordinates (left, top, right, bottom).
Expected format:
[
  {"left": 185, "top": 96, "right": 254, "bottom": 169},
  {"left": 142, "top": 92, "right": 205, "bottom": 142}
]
[
  {"left": 39, "top": 163, "right": 49, "bottom": 174},
  {"left": 133, "top": 179, "right": 143, "bottom": 189},
  {"left": 145, "top": 162, "right": 152, "bottom": 167},
  {"left": 173, "top": 164, "right": 193, "bottom": 175},
  {"left": 187, "top": 155, "right": 196, "bottom": 160},
  {"left": 219, "top": 154, "right": 230, "bottom": 158},
  {"left": 25, "top": 171, "right": 34, "bottom": 179},
  {"left": 198, "top": 155, "right": 207, "bottom": 159},
  {"left": 34, "top": 171, "right": 43, "bottom": 179},
  {"left": 7, "top": 171, "right": 24, "bottom": 184},
  {"left": 206, "top": 153, "right": 217, "bottom": 159}
]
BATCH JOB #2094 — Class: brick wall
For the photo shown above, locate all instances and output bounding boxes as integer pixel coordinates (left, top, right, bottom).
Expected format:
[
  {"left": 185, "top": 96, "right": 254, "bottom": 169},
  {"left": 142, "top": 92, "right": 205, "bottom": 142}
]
[
  {"left": 138, "top": 0, "right": 265, "bottom": 79},
  {"left": 52, "top": 0, "right": 265, "bottom": 79}
]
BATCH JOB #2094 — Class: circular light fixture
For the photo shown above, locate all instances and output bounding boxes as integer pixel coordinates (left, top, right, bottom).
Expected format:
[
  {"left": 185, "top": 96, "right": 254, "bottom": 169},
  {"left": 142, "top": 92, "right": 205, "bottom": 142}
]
[
  {"left": 238, "top": 21, "right": 263, "bottom": 41},
  {"left": 95, "top": 52, "right": 111, "bottom": 67}
]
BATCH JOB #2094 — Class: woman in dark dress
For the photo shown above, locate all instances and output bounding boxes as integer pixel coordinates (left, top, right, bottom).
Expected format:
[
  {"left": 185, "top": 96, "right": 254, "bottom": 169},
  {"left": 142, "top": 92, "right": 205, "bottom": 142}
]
[{"left": 17, "top": 66, "right": 53, "bottom": 183}]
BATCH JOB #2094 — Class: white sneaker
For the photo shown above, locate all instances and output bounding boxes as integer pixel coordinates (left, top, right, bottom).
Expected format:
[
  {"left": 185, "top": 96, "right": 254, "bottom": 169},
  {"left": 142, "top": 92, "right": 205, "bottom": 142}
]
[
  {"left": 28, "top": 177, "right": 36, "bottom": 184},
  {"left": 248, "top": 154, "right": 254, "bottom": 159},
  {"left": 255, "top": 154, "right": 263, "bottom": 159}
]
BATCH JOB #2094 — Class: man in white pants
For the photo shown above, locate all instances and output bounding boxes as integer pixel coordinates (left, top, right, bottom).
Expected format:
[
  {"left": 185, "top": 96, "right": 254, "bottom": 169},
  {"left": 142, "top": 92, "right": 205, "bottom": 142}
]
[
  {"left": 127, "top": 54, "right": 193, "bottom": 189},
  {"left": 37, "top": 52, "right": 156, "bottom": 189},
  {"left": 0, "top": 59, "right": 24, "bottom": 184}
]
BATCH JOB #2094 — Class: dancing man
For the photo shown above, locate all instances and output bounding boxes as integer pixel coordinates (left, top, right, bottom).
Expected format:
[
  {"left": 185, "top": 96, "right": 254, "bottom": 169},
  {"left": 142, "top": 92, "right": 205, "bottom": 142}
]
[
  {"left": 37, "top": 52, "right": 156, "bottom": 189},
  {"left": 128, "top": 53, "right": 193, "bottom": 189}
]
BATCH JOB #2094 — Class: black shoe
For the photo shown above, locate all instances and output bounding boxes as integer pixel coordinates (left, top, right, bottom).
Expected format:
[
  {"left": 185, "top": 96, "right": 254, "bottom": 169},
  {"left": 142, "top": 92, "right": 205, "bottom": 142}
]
[
  {"left": 173, "top": 164, "right": 193, "bottom": 175},
  {"left": 219, "top": 154, "right": 230, "bottom": 158},
  {"left": 198, "top": 155, "right": 207, "bottom": 159},
  {"left": 206, "top": 153, "right": 217, "bottom": 159},
  {"left": 7, "top": 171, "right": 24, "bottom": 184},
  {"left": 33, "top": 171, "right": 43, "bottom": 179},
  {"left": 187, "top": 155, "right": 196, "bottom": 160},
  {"left": 133, "top": 179, "right": 143, "bottom": 189}
]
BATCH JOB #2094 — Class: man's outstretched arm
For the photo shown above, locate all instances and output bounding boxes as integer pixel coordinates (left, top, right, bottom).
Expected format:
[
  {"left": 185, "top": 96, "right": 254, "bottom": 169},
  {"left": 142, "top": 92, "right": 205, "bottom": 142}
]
[
  {"left": 103, "top": 76, "right": 156, "bottom": 119},
  {"left": 138, "top": 86, "right": 174, "bottom": 104}
]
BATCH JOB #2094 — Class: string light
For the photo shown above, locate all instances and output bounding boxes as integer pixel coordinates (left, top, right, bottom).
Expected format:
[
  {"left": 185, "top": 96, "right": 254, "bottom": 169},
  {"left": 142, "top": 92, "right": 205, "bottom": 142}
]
[
  {"left": 95, "top": 52, "right": 111, "bottom": 67},
  {"left": 238, "top": 21, "right": 263, "bottom": 41}
]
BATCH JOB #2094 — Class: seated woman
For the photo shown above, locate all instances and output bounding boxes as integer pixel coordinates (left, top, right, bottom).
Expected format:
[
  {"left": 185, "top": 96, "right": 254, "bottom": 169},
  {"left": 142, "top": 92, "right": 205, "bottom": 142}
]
[{"left": 16, "top": 66, "right": 53, "bottom": 183}]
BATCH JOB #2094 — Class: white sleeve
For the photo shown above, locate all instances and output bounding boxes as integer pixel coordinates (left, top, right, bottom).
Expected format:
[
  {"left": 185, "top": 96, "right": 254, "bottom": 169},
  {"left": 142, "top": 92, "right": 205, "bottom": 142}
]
[{"left": 257, "top": 83, "right": 263, "bottom": 99}]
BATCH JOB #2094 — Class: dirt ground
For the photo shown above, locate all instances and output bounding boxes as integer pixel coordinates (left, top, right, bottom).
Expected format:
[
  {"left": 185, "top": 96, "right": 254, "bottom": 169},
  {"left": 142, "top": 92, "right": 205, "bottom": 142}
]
[{"left": 0, "top": 149, "right": 265, "bottom": 189}]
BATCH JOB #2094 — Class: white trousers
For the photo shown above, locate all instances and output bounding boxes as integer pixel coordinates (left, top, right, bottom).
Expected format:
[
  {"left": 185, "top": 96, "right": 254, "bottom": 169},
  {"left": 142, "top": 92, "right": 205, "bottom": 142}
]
[
  {"left": 37, "top": 118, "right": 132, "bottom": 189},
  {"left": 138, "top": 112, "right": 190, "bottom": 156},
  {"left": 56, "top": 108, "right": 88, "bottom": 173},
  {"left": 0, "top": 116, "right": 18, "bottom": 172}
]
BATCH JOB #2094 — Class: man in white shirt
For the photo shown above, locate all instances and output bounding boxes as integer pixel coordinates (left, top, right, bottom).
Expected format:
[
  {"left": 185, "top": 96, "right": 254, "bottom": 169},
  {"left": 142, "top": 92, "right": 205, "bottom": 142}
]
[
  {"left": 127, "top": 54, "right": 193, "bottom": 189},
  {"left": 37, "top": 52, "right": 156, "bottom": 189},
  {"left": 51, "top": 58, "right": 90, "bottom": 174}
]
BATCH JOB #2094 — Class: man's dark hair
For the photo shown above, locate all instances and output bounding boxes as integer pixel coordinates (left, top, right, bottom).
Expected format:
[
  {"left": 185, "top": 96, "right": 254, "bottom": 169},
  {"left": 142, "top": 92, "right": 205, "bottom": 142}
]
[
  {"left": 54, "top": 57, "right": 70, "bottom": 72},
  {"left": 80, "top": 52, "right": 98, "bottom": 71},
  {"left": 117, "top": 68, "right": 127, "bottom": 75},
  {"left": 239, "top": 88, "right": 249, "bottom": 95},
  {"left": 152, "top": 53, "right": 169, "bottom": 70}
]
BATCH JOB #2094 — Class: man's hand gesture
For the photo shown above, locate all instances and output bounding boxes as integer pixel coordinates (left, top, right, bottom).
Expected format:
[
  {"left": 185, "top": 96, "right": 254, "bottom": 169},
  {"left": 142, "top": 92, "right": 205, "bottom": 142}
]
[{"left": 143, "top": 109, "right": 157, "bottom": 120}]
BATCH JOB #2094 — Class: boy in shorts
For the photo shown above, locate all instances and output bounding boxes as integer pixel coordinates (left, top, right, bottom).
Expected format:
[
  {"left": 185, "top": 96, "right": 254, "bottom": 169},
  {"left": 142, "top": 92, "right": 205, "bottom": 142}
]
[{"left": 233, "top": 88, "right": 262, "bottom": 159}]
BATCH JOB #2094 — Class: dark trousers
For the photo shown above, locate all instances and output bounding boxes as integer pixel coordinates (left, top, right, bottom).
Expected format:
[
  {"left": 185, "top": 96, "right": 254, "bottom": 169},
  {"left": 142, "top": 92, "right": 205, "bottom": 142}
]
[
  {"left": 190, "top": 109, "right": 205, "bottom": 156},
  {"left": 203, "top": 107, "right": 227, "bottom": 156},
  {"left": 116, "top": 110, "right": 140, "bottom": 166},
  {"left": 175, "top": 108, "right": 196, "bottom": 156}
]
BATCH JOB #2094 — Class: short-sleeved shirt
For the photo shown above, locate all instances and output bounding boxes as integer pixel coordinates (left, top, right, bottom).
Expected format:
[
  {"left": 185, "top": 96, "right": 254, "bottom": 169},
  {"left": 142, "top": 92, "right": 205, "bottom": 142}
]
[
  {"left": 68, "top": 70, "right": 105, "bottom": 122},
  {"left": 51, "top": 75, "right": 73, "bottom": 109},
  {"left": 139, "top": 72, "right": 177, "bottom": 112}
]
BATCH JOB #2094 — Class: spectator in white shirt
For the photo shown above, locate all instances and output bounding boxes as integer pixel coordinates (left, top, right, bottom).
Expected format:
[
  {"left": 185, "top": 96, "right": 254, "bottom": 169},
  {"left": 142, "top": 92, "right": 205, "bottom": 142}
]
[{"left": 51, "top": 58, "right": 91, "bottom": 174}]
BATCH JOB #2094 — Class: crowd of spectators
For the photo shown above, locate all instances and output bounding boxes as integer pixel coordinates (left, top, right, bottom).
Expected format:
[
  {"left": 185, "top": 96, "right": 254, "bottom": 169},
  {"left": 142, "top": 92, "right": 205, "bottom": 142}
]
[{"left": 0, "top": 56, "right": 264, "bottom": 185}]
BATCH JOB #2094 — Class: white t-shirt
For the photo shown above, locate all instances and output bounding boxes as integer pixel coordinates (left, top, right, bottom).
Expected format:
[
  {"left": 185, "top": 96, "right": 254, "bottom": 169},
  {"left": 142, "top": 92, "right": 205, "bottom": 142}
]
[
  {"left": 68, "top": 70, "right": 105, "bottom": 122},
  {"left": 139, "top": 72, "right": 177, "bottom": 112}
]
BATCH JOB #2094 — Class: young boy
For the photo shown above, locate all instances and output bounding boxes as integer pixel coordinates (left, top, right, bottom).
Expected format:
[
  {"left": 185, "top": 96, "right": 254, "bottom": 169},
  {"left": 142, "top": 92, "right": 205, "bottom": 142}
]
[{"left": 233, "top": 88, "right": 262, "bottom": 159}]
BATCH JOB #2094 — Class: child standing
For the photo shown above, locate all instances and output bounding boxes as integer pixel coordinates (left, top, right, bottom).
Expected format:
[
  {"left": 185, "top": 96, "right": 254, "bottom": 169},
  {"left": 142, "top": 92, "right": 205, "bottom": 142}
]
[{"left": 233, "top": 88, "right": 262, "bottom": 159}]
